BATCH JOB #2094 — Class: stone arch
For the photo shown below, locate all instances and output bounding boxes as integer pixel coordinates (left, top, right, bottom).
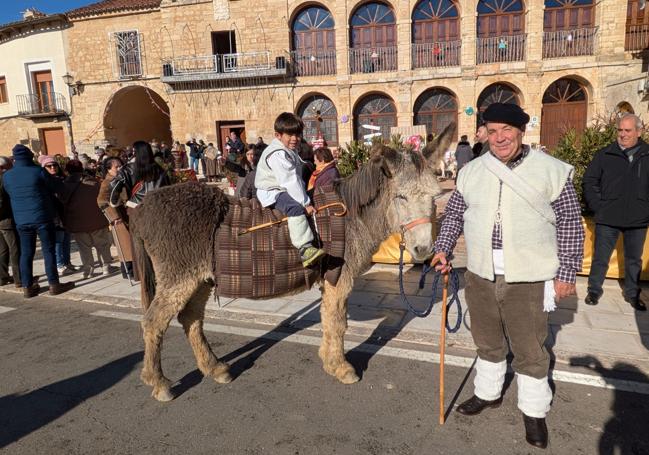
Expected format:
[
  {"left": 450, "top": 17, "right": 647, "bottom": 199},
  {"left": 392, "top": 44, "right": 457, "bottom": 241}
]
[
  {"left": 413, "top": 87, "right": 458, "bottom": 139},
  {"left": 477, "top": 82, "right": 522, "bottom": 125},
  {"left": 352, "top": 92, "right": 397, "bottom": 141},
  {"left": 296, "top": 93, "right": 339, "bottom": 146},
  {"left": 103, "top": 85, "right": 172, "bottom": 149},
  {"left": 541, "top": 77, "right": 588, "bottom": 149},
  {"left": 616, "top": 101, "right": 635, "bottom": 115}
]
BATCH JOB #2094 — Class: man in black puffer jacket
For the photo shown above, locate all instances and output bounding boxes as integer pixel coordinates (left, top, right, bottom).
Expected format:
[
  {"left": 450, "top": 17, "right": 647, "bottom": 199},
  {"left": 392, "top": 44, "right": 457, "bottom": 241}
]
[{"left": 582, "top": 113, "right": 649, "bottom": 311}]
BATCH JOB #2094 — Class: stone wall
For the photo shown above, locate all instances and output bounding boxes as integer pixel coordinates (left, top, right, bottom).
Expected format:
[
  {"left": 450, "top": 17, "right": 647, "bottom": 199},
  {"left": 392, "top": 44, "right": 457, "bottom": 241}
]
[{"left": 65, "top": 0, "right": 648, "bottom": 151}]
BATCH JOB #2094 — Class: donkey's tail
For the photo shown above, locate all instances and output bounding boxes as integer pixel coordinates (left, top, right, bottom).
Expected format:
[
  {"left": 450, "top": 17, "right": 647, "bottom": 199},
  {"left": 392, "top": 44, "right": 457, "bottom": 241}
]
[{"left": 133, "top": 233, "right": 156, "bottom": 311}]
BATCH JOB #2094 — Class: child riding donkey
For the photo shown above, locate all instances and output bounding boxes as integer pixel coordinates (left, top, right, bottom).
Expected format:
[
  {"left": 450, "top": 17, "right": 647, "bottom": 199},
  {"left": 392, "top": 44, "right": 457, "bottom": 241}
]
[{"left": 255, "top": 113, "right": 325, "bottom": 267}]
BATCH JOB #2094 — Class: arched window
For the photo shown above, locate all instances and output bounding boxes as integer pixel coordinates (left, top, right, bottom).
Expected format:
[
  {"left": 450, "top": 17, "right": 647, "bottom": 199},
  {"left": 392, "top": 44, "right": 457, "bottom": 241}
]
[
  {"left": 413, "top": 88, "right": 458, "bottom": 138},
  {"left": 297, "top": 94, "right": 339, "bottom": 146},
  {"left": 349, "top": 2, "right": 397, "bottom": 73},
  {"left": 544, "top": 0, "right": 594, "bottom": 30},
  {"left": 541, "top": 77, "right": 587, "bottom": 149},
  {"left": 353, "top": 93, "right": 397, "bottom": 141},
  {"left": 476, "top": 0, "right": 526, "bottom": 63},
  {"left": 477, "top": 83, "right": 520, "bottom": 124},
  {"left": 412, "top": 0, "right": 461, "bottom": 68},
  {"left": 626, "top": 0, "right": 649, "bottom": 50},
  {"left": 292, "top": 6, "right": 336, "bottom": 76}
]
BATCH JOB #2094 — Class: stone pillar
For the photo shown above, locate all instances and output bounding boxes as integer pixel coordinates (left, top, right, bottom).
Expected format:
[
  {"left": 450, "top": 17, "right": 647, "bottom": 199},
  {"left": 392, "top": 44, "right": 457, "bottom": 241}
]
[
  {"left": 598, "top": 0, "right": 628, "bottom": 59},
  {"left": 398, "top": 80, "right": 414, "bottom": 127},
  {"left": 460, "top": 0, "right": 477, "bottom": 68},
  {"left": 396, "top": 0, "right": 412, "bottom": 72},
  {"left": 334, "top": 3, "right": 350, "bottom": 77},
  {"left": 526, "top": 0, "right": 544, "bottom": 67}
]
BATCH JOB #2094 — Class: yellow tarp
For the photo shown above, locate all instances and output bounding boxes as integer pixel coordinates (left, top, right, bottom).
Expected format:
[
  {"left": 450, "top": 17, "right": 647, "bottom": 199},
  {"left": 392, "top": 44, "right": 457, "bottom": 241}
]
[
  {"left": 581, "top": 217, "right": 649, "bottom": 280},
  {"left": 373, "top": 218, "right": 649, "bottom": 279}
]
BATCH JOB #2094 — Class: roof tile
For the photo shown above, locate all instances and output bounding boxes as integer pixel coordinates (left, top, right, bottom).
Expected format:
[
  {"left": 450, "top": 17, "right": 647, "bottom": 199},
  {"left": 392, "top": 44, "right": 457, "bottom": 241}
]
[{"left": 67, "top": 0, "right": 161, "bottom": 19}]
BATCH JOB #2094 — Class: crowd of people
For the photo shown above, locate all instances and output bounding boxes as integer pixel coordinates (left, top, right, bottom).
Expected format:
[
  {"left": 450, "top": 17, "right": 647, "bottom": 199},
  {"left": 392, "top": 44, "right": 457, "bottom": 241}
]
[{"left": 0, "top": 126, "right": 343, "bottom": 296}]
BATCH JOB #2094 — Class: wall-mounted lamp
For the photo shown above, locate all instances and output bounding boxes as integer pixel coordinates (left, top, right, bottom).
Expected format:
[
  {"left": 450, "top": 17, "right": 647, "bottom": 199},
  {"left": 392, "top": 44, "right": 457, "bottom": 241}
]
[{"left": 62, "top": 72, "right": 83, "bottom": 95}]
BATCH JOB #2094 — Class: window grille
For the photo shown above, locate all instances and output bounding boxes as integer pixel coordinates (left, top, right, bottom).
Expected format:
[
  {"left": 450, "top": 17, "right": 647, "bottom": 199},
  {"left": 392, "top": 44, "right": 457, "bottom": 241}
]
[{"left": 114, "top": 31, "right": 143, "bottom": 78}]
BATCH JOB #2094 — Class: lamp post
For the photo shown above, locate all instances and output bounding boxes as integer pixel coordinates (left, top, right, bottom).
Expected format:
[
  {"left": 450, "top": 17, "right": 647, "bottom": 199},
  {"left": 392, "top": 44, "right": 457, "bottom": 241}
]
[{"left": 62, "top": 72, "right": 78, "bottom": 156}]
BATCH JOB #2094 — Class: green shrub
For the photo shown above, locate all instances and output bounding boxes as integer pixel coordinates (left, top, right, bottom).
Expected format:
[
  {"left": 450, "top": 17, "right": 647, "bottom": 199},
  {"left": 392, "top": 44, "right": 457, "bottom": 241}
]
[{"left": 337, "top": 140, "right": 372, "bottom": 178}]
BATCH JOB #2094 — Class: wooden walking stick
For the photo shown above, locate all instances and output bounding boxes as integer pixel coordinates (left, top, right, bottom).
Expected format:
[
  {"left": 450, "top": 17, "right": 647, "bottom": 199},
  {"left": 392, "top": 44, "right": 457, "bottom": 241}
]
[
  {"left": 439, "top": 271, "right": 450, "bottom": 425},
  {"left": 237, "top": 202, "right": 347, "bottom": 236}
]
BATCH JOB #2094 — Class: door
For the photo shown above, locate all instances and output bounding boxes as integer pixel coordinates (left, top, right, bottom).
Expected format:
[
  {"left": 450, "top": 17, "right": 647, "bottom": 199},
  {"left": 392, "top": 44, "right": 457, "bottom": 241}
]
[
  {"left": 33, "top": 71, "right": 54, "bottom": 113},
  {"left": 41, "top": 128, "right": 66, "bottom": 156},
  {"left": 541, "top": 78, "right": 587, "bottom": 150},
  {"left": 217, "top": 121, "right": 246, "bottom": 157}
]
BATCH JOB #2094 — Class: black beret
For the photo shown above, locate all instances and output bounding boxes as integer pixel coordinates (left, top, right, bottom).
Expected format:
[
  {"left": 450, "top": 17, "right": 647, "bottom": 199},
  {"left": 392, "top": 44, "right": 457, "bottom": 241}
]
[{"left": 482, "top": 103, "right": 530, "bottom": 129}]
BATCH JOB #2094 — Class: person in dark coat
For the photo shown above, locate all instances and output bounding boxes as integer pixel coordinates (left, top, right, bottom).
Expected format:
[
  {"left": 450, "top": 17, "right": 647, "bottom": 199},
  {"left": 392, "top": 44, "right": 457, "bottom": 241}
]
[
  {"left": 307, "top": 147, "right": 340, "bottom": 197},
  {"left": 455, "top": 135, "right": 474, "bottom": 172},
  {"left": 0, "top": 156, "right": 20, "bottom": 287},
  {"left": 2, "top": 145, "right": 74, "bottom": 298},
  {"left": 582, "top": 113, "right": 649, "bottom": 311},
  {"left": 239, "top": 145, "right": 263, "bottom": 199}
]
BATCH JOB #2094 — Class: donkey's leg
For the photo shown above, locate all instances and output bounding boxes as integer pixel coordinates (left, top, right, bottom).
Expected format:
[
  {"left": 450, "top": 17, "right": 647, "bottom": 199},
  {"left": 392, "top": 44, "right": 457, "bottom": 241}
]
[
  {"left": 140, "top": 281, "right": 197, "bottom": 402},
  {"left": 319, "top": 275, "right": 359, "bottom": 384},
  {"left": 178, "top": 282, "right": 232, "bottom": 384}
]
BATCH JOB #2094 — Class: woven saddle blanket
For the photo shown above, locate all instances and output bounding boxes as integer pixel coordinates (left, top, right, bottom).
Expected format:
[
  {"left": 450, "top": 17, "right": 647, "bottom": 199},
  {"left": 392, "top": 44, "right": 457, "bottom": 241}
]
[{"left": 213, "top": 187, "right": 346, "bottom": 299}]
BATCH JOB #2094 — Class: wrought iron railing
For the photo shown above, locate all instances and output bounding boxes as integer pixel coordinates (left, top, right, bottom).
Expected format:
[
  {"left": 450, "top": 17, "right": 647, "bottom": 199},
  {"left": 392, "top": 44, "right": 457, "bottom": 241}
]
[
  {"left": 290, "top": 50, "right": 337, "bottom": 76},
  {"left": 543, "top": 27, "right": 597, "bottom": 58},
  {"left": 118, "top": 58, "right": 143, "bottom": 79},
  {"left": 412, "top": 41, "right": 461, "bottom": 69},
  {"left": 476, "top": 34, "right": 526, "bottom": 64},
  {"left": 164, "top": 51, "right": 287, "bottom": 77},
  {"left": 16, "top": 92, "right": 68, "bottom": 116},
  {"left": 626, "top": 24, "right": 649, "bottom": 51},
  {"left": 349, "top": 46, "right": 398, "bottom": 74}
]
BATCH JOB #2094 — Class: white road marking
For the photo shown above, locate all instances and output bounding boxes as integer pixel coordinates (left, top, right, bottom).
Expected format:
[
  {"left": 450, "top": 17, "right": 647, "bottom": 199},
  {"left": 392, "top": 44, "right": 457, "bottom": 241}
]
[
  {"left": 91, "top": 309, "right": 649, "bottom": 395},
  {"left": 0, "top": 306, "right": 17, "bottom": 314}
]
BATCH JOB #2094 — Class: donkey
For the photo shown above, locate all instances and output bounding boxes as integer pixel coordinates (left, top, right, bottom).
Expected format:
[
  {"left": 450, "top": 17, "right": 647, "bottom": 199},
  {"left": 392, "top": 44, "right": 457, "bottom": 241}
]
[{"left": 130, "top": 124, "right": 454, "bottom": 401}]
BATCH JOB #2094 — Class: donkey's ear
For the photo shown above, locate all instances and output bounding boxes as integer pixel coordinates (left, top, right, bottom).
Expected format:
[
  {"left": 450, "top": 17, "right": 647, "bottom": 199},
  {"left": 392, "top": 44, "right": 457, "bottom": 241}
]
[
  {"left": 370, "top": 144, "right": 400, "bottom": 178},
  {"left": 422, "top": 122, "right": 456, "bottom": 163}
]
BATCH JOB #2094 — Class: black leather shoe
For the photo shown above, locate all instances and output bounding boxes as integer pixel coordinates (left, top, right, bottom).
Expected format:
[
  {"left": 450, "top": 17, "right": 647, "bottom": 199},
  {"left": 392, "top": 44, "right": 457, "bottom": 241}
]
[
  {"left": 456, "top": 395, "right": 502, "bottom": 416},
  {"left": 625, "top": 296, "right": 647, "bottom": 312},
  {"left": 523, "top": 414, "right": 548, "bottom": 449},
  {"left": 584, "top": 292, "right": 599, "bottom": 306}
]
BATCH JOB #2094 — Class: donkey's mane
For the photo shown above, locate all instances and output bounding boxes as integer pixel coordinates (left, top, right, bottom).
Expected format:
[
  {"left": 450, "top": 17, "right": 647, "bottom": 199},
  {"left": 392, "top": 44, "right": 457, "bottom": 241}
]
[{"left": 335, "top": 147, "right": 424, "bottom": 217}]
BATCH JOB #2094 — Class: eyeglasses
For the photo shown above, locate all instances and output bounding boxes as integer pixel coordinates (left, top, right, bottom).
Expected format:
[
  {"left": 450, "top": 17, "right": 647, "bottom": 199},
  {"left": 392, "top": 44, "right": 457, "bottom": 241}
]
[{"left": 44, "top": 163, "right": 59, "bottom": 168}]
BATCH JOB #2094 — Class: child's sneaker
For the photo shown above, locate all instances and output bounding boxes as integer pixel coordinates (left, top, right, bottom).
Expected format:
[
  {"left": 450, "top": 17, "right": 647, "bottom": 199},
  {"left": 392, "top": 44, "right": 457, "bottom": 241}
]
[{"left": 300, "top": 246, "right": 325, "bottom": 267}]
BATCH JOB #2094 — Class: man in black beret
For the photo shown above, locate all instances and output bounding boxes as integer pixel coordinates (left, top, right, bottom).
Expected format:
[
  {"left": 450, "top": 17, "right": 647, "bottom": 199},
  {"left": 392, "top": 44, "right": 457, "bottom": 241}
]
[{"left": 432, "top": 103, "right": 584, "bottom": 448}]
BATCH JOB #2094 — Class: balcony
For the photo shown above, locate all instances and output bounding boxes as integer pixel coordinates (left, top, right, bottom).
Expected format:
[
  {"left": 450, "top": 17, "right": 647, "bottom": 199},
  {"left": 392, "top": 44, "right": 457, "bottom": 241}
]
[
  {"left": 290, "top": 50, "right": 337, "bottom": 77},
  {"left": 16, "top": 92, "right": 68, "bottom": 117},
  {"left": 543, "top": 27, "right": 597, "bottom": 59},
  {"left": 476, "top": 34, "right": 526, "bottom": 64},
  {"left": 349, "top": 46, "right": 397, "bottom": 74},
  {"left": 626, "top": 25, "right": 649, "bottom": 52},
  {"left": 412, "top": 41, "right": 461, "bottom": 69},
  {"left": 161, "top": 51, "right": 289, "bottom": 83}
]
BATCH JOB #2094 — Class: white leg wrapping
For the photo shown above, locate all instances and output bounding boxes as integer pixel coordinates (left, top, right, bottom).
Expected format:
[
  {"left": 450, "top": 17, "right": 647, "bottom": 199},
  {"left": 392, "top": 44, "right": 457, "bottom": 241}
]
[
  {"left": 287, "top": 216, "right": 314, "bottom": 250},
  {"left": 474, "top": 357, "right": 507, "bottom": 401},
  {"left": 517, "top": 374, "right": 552, "bottom": 418}
]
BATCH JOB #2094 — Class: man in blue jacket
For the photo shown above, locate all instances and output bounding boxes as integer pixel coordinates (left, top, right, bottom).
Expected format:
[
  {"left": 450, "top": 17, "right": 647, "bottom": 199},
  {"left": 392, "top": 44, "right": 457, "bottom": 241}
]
[
  {"left": 583, "top": 113, "right": 649, "bottom": 312},
  {"left": 2, "top": 145, "right": 74, "bottom": 298}
]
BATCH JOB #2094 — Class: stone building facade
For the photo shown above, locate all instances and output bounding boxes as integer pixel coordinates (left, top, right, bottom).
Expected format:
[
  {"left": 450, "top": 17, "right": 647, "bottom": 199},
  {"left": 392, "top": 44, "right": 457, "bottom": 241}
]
[
  {"left": 0, "top": 12, "right": 73, "bottom": 155},
  {"left": 63, "top": 0, "right": 649, "bottom": 153}
]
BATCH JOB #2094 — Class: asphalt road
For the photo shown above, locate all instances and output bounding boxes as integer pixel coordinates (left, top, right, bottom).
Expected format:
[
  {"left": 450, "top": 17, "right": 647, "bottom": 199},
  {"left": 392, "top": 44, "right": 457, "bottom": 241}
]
[{"left": 1, "top": 293, "right": 648, "bottom": 455}]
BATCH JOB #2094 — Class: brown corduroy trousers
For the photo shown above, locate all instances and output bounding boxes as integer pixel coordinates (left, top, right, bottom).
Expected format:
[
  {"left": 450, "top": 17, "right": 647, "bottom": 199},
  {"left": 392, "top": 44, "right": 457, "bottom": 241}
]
[{"left": 464, "top": 270, "right": 550, "bottom": 379}]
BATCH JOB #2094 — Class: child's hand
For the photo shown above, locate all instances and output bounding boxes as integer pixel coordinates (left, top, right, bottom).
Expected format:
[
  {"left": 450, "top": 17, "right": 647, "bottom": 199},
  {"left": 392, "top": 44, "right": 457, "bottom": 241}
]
[{"left": 305, "top": 205, "right": 316, "bottom": 215}]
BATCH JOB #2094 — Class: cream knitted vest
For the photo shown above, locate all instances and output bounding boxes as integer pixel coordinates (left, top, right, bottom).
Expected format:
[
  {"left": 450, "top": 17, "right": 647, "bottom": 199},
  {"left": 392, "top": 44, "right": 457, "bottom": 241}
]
[{"left": 456, "top": 149, "right": 573, "bottom": 282}]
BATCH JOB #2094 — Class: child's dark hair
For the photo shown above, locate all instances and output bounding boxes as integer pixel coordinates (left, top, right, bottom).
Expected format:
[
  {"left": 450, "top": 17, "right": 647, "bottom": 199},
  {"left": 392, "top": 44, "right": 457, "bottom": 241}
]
[{"left": 274, "top": 112, "right": 304, "bottom": 135}]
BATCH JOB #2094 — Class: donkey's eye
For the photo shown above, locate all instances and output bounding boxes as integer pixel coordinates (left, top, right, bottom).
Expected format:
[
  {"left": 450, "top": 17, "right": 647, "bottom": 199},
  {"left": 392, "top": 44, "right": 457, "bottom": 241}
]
[{"left": 396, "top": 194, "right": 408, "bottom": 201}]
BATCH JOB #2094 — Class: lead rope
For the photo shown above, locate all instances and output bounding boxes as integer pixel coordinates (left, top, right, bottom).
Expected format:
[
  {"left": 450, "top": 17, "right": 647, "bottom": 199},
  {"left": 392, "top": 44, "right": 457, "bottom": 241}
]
[{"left": 398, "top": 240, "right": 462, "bottom": 332}]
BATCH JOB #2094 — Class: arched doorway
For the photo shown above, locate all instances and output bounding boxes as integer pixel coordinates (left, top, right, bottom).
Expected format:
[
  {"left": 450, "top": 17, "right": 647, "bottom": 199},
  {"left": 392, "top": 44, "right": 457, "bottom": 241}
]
[
  {"left": 291, "top": 5, "right": 336, "bottom": 76},
  {"left": 103, "top": 86, "right": 171, "bottom": 148},
  {"left": 476, "top": 0, "right": 526, "bottom": 63},
  {"left": 411, "top": 0, "right": 461, "bottom": 68},
  {"left": 543, "top": 0, "right": 595, "bottom": 58},
  {"left": 477, "top": 82, "right": 520, "bottom": 125},
  {"left": 349, "top": 2, "right": 397, "bottom": 73},
  {"left": 297, "top": 94, "right": 339, "bottom": 146},
  {"left": 413, "top": 88, "right": 458, "bottom": 139},
  {"left": 541, "top": 77, "right": 587, "bottom": 149},
  {"left": 353, "top": 93, "right": 397, "bottom": 141}
]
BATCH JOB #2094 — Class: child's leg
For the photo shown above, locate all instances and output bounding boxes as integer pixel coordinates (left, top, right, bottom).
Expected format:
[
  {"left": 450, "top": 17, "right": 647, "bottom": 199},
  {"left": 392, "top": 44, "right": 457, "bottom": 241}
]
[{"left": 274, "top": 193, "right": 313, "bottom": 250}]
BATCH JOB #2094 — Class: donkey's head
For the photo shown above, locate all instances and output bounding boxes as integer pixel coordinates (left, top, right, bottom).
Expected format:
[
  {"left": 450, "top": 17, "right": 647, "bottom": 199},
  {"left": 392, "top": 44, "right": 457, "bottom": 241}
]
[{"left": 370, "top": 123, "right": 455, "bottom": 261}]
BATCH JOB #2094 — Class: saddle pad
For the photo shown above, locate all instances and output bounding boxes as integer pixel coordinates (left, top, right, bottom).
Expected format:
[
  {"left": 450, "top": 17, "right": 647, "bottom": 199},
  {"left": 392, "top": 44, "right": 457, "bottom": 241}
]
[
  {"left": 214, "top": 196, "right": 317, "bottom": 299},
  {"left": 213, "top": 188, "right": 346, "bottom": 299}
]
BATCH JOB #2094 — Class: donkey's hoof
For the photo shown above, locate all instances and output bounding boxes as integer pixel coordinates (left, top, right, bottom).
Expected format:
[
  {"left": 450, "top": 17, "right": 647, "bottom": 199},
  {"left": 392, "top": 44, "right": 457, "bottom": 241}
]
[
  {"left": 152, "top": 386, "right": 175, "bottom": 402},
  {"left": 335, "top": 364, "right": 360, "bottom": 384},
  {"left": 214, "top": 371, "right": 232, "bottom": 384}
]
